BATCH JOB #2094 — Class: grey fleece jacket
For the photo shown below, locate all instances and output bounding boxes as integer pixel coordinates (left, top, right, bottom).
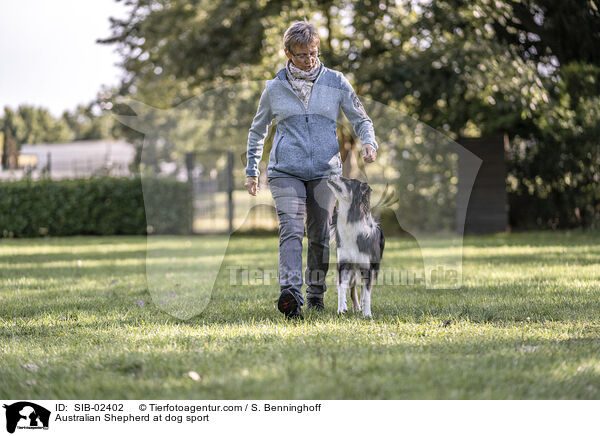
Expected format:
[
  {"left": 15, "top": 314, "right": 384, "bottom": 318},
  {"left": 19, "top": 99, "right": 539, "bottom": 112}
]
[{"left": 246, "top": 64, "right": 378, "bottom": 181}]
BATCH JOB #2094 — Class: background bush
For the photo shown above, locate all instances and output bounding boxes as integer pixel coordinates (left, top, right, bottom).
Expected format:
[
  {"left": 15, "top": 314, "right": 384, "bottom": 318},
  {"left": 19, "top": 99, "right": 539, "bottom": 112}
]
[{"left": 0, "top": 177, "right": 192, "bottom": 237}]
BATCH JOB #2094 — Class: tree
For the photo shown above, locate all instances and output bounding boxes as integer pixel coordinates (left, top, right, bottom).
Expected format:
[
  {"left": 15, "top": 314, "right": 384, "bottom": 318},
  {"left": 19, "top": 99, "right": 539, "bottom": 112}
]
[
  {"left": 61, "top": 104, "right": 115, "bottom": 140},
  {"left": 99, "top": 0, "right": 600, "bottom": 228},
  {"left": 0, "top": 102, "right": 135, "bottom": 169},
  {"left": 0, "top": 106, "right": 71, "bottom": 169}
]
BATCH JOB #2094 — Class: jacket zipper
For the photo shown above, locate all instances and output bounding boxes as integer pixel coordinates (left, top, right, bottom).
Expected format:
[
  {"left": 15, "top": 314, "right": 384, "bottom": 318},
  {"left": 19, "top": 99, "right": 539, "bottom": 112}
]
[
  {"left": 281, "top": 65, "right": 325, "bottom": 179},
  {"left": 274, "top": 134, "right": 284, "bottom": 164},
  {"left": 305, "top": 71, "right": 322, "bottom": 178}
]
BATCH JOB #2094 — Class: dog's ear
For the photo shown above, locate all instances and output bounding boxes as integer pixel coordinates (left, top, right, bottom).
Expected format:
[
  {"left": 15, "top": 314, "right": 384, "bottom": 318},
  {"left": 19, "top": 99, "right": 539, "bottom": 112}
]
[{"left": 360, "top": 182, "right": 372, "bottom": 199}]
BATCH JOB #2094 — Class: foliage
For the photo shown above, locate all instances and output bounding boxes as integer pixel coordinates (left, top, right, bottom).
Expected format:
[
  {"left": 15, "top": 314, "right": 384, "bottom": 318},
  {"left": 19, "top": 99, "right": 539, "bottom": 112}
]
[
  {"left": 0, "top": 106, "right": 72, "bottom": 168},
  {"left": 97, "top": 0, "right": 600, "bottom": 229},
  {"left": 414, "top": 0, "right": 600, "bottom": 229},
  {"left": 0, "top": 106, "right": 72, "bottom": 145},
  {"left": 60, "top": 103, "right": 116, "bottom": 141},
  {"left": 0, "top": 177, "right": 192, "bottom": 237},
  {"left": 508, "top": 62, "right": 600, "bottom": 229}
]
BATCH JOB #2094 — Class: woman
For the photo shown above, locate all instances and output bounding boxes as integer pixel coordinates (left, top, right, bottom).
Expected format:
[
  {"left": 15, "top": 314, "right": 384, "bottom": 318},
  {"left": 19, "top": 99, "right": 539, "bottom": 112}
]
[{"left": 245, "top": 20, "right": 378, "bottom": 319}]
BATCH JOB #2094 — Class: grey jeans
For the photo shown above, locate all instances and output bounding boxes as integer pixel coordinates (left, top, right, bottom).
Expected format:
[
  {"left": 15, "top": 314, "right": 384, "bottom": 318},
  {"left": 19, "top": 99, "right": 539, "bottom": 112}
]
[{"left": 268, "top": 177, "right": 336, "bottom": 306}]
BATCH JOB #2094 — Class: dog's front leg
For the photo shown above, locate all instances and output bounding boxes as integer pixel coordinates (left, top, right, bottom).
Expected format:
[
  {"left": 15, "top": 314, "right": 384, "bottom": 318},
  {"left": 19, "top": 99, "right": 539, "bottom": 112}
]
[
  {"left": 338, "top": 284, "right": 349, "bottom": 314},
  {"left": 337, "top": 265, "right": 351, "bottom": 314},
  {"left": 360, "top": 268, "right": 373, "bottom": 318},
  {"left": 361, "top": 284, "right": 372, "bottom": 318}
]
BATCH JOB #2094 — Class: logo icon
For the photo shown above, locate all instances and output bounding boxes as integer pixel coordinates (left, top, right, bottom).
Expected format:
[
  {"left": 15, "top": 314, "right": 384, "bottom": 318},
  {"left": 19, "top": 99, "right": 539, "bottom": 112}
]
[{"left": 3, "top": 402, "right": 50, "bottom": 434}]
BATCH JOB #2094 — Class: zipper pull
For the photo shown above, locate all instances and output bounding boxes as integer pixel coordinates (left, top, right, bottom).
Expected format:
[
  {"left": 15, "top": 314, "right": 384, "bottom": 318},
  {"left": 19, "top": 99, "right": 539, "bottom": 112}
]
[{"left": 305, "top": 115, "right": 308, "bottom": 123}]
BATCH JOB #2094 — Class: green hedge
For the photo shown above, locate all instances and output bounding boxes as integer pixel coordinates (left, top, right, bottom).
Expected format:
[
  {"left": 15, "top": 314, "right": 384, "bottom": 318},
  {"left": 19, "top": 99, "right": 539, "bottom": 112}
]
[{"left": 0, "top": 177, "right": 192, "bottom": 237}]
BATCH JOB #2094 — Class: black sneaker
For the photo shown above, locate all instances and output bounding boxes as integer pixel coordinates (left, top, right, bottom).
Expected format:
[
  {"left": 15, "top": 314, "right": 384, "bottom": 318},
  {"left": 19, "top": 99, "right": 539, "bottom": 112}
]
[
  {"left": 306, "top": 296, "right": 325, "bottom": 311},
  {"left": 278, "top": 290, "right": 303, "bottom": 320}
]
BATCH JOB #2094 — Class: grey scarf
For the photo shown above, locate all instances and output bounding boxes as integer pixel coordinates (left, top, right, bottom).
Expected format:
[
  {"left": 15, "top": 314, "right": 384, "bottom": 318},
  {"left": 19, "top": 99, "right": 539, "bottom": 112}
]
[{"left": 285, "top": 59, "right": 322, "bottom": 110}]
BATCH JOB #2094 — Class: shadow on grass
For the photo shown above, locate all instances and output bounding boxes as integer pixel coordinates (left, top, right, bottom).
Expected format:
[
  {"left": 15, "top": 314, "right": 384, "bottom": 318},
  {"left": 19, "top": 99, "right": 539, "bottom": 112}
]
[
  {"left": 2, "top": 232, "right": 600, "bottom": 324},
  {"left": 4, "top": 281, "right": 600, "bottom": 325},
  {"left": 2, "top": 320, "right": 600, "bottom": 399}
]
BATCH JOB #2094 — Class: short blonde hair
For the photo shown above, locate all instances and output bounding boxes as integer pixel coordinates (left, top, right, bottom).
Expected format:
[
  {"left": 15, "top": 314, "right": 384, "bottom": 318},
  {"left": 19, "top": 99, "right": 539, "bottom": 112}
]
[{"left": 283, "top": 20, "right": 320, "bottom": 51}]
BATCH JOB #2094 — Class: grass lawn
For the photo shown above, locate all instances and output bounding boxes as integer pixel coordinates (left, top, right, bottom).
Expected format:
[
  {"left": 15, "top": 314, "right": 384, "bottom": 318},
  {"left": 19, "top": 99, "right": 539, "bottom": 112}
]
[{"left": 1, "top": 231, "right": 599, "bottom": 399}]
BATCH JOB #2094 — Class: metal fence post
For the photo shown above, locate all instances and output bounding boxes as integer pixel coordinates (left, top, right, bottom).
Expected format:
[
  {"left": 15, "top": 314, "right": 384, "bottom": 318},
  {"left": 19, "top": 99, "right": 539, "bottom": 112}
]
[
  {"left": 185, "top": 152, "right": 195, "bottom": 234},
  {"left": 227, "top": 151, "right": 234, "bottom": 234}
]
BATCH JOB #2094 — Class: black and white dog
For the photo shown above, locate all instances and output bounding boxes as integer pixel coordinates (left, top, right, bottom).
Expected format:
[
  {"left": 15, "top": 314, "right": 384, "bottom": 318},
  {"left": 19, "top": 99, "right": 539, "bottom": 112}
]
[{"left": 327, "top": 176, "right": 385, "bottom": 318}]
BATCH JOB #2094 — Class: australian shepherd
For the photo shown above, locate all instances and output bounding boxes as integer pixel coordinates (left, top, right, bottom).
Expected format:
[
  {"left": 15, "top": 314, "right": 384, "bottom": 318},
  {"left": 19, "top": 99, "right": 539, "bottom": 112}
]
[{"left": 327, "top": 175, "right": 385, "bottom": 318}]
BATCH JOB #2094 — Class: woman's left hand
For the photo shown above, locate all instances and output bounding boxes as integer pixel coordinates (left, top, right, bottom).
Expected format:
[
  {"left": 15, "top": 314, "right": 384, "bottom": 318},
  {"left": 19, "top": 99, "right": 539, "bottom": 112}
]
[{"left": 362, "top": 144, "right": 377, "bottom": 163}]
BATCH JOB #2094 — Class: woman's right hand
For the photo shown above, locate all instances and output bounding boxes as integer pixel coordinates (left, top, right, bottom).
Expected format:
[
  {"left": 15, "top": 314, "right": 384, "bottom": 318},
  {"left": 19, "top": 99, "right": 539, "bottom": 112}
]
[{"left": 245, "top": 176, "right": 259, "bottom": 196}]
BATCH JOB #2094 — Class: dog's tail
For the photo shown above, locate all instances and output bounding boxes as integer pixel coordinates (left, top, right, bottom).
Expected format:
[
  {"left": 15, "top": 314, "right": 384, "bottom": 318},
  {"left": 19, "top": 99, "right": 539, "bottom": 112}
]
[
  {"left": 371, "top": 223, "right": 386, "bottom": 278},
  {"left": 378, "top": 223, "right": 385, "bottom": 257},
  {"left": 371, "top": 183, "right": 399, "bottom": 218}
]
